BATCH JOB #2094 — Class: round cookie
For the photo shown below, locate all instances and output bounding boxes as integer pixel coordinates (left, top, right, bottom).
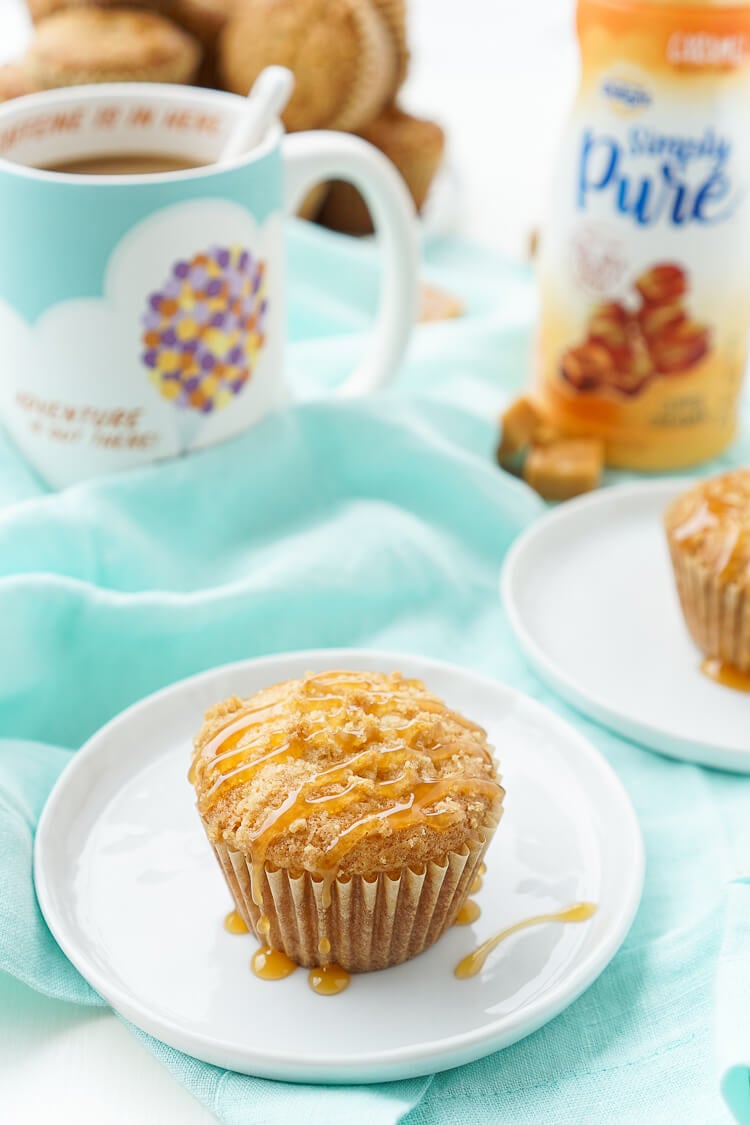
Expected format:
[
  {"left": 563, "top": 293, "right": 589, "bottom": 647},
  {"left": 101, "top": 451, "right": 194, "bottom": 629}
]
[
  {"left": 219, "top": 0, "right": 397, "bottom": 133},
  {"left": 371, "top": 0, "right": 409, "bottom": 92},
  {"left": 23, "top": 8, "right": 202, "bottom": 89}
]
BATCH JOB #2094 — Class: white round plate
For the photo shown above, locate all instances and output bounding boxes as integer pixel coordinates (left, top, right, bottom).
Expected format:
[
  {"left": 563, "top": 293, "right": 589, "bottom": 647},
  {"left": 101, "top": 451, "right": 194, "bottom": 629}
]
[
  {"left": 35, "top": 649, "right": 643, "bottom": 1084},
  {"left": 502, "top": 480, "right": 750, "bottom": 773}
]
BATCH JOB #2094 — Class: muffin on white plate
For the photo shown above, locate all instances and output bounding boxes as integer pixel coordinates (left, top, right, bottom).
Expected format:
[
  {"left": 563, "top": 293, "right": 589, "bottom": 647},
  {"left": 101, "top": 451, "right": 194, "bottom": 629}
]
[
  {"left": 190, "top": 669, "right": 504, "bottom": 972},
  {"left": 665, "top": 469, "right": 750, "bottom": 672}
]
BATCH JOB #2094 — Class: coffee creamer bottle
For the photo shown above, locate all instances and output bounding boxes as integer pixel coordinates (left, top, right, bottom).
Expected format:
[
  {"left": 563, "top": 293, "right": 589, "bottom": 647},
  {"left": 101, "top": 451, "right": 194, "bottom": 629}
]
[{"left": 535, "top": 0, "right": 750, "bottom": 469}]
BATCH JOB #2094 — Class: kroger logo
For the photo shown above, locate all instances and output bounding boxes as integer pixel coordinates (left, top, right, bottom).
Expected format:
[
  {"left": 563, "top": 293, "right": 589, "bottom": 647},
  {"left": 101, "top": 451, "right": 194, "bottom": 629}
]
[{"left": 601, "top": 79, "right": 652, "bottom": 110}]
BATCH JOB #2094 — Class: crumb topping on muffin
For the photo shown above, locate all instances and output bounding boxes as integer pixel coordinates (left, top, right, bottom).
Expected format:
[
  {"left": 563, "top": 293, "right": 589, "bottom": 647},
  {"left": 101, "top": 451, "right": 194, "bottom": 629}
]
[{"left": 191, "top": 670, "right": 503, "bottom": 876}]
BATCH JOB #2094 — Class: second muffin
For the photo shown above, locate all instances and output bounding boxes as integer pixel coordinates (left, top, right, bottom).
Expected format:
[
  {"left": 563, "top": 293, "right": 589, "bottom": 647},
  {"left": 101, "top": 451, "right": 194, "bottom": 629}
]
[
  {"left": 665, "top": 469, "right": 750, "bottom": 672},
  {"left": 191, "top": 670, "right": 504, "bottom": 972},
  {"left": 319, "top": 105, "right": 445, "bottom": 234},
  {"left": 24, "top": 8, "right": 202, "bottom": 89}
]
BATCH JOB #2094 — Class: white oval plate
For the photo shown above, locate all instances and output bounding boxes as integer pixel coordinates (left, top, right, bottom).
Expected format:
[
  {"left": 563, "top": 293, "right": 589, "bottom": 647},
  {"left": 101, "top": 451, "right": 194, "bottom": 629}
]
[
  {"left": 502, "top": 480, "right": 750, "bottom": 773},
  {"left": 34, "top": 649, "right": 643, "bottom": 1084}
]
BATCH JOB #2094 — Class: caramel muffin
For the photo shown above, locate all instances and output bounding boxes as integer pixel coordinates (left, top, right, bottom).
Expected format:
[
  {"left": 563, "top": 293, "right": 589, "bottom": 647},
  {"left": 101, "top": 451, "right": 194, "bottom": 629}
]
[
  {"left": 169, "top": 0, "right": 231, "bottom": 90},
  {"left": 320, "top": 105, "right": 445, "bottom": 234},
  {"left": 191, "top": 670, "right": 504, "bottom": 972},
  {"left": 665, "top": 469, "right": 750, "bottom": 672},
  {"left": 0, "top": 62, "right": 40, "bottom": 102},
  {"left": 27, "top": 0, "right": 173, "bottom": 21},
  {"left": 219, "top": 0, "right": 397, "bottom": 132},
  {"left": 23, "top": 8, "right": 201, "bottom": 89}
]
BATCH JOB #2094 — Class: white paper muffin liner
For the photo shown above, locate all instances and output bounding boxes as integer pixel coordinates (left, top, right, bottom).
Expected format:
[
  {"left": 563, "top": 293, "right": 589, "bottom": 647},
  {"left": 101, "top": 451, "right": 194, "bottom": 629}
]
[
  {"left": 668, "top": 541, "right": 750, "bottom": 672},
  {"left": 212, "top": 830, "right": 495, "bottom": 973}
]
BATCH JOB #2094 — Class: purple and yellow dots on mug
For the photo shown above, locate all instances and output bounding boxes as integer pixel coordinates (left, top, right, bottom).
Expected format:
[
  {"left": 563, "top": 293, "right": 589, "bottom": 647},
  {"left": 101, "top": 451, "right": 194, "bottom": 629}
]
[{"left": 142, "top": 245, "right": 269, "bottom": 452}]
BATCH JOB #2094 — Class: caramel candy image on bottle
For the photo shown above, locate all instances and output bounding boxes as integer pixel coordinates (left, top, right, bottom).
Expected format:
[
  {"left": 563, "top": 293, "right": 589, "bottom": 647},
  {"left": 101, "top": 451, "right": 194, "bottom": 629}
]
[
  {"left": 634, "top": 263, "right": 687, "bottom": 306},
  {"left": 560, "top": 341, "right": 615, "bottom": 392},
  {"left": 587, "top": 301, "right": 630, "bottom": 353},
  {"left": 559, "top": 260, "right": 710, "bottom": 403},
  {"left": 650, "top": 320, "right": 710, "bottom": 375},
  {"left": 637, "top": 300, "right": 685, "bottom": 342},
  {"left": 607, "top": 332, "right": 654, "bottom": 397},
  {"left": 585, "top": 301, "right": 655, "bottom": 395}
]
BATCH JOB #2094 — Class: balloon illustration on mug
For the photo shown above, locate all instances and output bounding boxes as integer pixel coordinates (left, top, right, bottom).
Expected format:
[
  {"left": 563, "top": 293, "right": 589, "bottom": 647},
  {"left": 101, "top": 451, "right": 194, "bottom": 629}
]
[{"left": 141, "top": 245, "right": 268, "bottom": 453}]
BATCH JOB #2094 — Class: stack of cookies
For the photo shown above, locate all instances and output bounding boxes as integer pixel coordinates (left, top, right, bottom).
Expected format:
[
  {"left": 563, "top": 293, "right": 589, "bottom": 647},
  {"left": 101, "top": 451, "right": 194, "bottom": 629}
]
[{"left": 0, "top": 0, "right": 445, "bottom": 229}]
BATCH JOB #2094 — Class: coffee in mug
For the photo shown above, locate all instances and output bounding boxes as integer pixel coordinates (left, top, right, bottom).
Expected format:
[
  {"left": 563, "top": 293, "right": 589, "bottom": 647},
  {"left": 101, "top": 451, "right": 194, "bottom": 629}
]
[{"left": 41, "top": 153, "right": 210, "bottom": 176}]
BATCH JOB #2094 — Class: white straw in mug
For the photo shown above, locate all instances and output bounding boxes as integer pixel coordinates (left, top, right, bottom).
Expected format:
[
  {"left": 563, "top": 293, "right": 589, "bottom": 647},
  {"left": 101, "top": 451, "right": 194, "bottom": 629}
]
[{"left": 221, "top": 66, "right": 295, "bottom": 162}]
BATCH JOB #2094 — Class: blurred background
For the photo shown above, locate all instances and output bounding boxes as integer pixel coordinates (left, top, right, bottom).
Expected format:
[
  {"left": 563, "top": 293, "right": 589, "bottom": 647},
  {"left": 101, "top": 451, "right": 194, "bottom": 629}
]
[{"left": 0, "top": 0, "right": 578, "bottom": 257}]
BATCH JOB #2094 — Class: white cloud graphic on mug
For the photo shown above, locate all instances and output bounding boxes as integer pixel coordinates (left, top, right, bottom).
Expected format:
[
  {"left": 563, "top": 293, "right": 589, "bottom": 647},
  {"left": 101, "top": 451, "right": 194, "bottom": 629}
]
[{"left": 0, "top": 200, "right": 283, "bottom": 487}]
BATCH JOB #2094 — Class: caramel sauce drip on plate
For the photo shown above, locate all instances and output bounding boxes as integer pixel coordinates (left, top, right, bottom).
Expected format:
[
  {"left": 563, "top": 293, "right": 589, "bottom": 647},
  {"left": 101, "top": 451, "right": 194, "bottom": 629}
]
[
  {"left": 251, "top": 946, "right": 298, "bottom": 980},
  {"left": 701, "top": 658, "right": 750, "bottom": 693},
  {"left": 195, "top": 672, "right": 499, "bottom": 913},
  {"left": 223, "top": 909, "right": 248, "bottom": 935},
  {"left": 308, "top": 963, "right": 351, "bottom": 996},
  {"left": 455, "top": 902, "right": 597, "bottom": 979},
  {"left": 454, "top": 899, "right": 481, "bottom": 926},
  {"left": 250, "top": 943, "right": 349, "bottom": 994}
]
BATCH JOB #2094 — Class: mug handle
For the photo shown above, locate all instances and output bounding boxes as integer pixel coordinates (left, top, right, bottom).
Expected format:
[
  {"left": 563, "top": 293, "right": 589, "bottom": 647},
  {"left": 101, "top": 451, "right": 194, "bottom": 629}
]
[{"left": 282, "top": 131, "right": 418, "bottom": 397}]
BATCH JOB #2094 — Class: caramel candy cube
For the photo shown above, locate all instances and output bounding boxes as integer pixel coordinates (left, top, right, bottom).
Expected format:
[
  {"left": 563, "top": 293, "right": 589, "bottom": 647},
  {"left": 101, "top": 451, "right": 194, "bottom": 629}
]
[
  {"left": 523, "top": 438, "right": 604, "bottom": 501},
  {"left": 497, "top": 395, "right": 545, "bottom": 464},
  {"left": 531, "top": 422, "right": 563, "bottom": 447}
]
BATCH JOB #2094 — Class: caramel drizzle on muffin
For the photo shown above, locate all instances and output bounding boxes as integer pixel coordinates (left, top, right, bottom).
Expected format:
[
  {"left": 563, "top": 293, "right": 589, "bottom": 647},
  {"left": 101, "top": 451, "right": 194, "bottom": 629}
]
[
  {"left": 668, "top": 469, "right": 750, "bottom": 583},
  {"left": 191, "top": 671, "right": 501, "bottom": 911}
]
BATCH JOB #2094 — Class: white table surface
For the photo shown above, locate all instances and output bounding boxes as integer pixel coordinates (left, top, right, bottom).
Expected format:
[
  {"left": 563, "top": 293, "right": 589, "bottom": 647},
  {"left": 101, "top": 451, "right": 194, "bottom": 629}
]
[{"left": 0, "top": 2, "right": 577, "bottom": 1122}]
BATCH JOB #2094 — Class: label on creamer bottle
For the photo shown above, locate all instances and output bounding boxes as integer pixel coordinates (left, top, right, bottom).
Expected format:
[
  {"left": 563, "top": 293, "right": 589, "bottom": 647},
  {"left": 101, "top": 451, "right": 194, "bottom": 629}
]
[{"left": 535, "top": 0, "right": 750, "bottom": 469}]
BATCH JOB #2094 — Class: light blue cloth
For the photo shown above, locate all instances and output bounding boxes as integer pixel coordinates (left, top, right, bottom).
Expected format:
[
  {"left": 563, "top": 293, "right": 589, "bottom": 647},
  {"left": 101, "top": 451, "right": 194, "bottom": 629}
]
[{"left": 0, "top": 220, "right": 749, "bottom": 1124}]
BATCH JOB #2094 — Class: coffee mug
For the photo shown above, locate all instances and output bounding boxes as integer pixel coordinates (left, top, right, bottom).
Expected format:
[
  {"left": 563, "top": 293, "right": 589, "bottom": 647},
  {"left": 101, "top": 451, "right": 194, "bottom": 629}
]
[{"left": 0, "top": 84, "right": 418, "bottom": 488}]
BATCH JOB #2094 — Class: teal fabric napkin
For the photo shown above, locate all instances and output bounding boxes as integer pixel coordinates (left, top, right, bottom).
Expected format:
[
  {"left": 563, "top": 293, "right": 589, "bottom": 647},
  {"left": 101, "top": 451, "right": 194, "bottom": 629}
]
[{"left": 1, "top": 220, "right": 749, "bottom": 1124}]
